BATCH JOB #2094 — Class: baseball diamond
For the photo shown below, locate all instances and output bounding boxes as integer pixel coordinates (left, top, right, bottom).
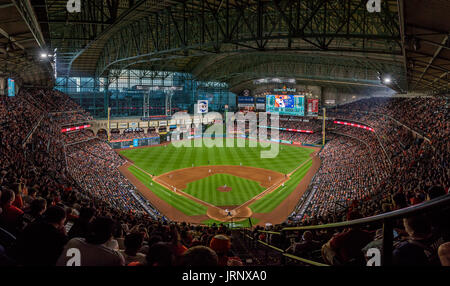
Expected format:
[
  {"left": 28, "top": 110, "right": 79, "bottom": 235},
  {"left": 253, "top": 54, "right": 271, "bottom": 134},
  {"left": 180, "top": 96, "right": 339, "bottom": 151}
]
[
  {"left": 118, "top": 140, "right": 319, "bottom": 225},
  {"left": 1, "top": 0, "right": 449, "bottom": 270}
]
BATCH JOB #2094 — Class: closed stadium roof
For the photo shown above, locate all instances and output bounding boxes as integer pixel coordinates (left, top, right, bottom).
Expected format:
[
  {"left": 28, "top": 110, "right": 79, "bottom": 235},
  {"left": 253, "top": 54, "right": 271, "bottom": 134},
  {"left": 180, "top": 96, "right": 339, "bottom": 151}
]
[
  {"left": 0, "top": 0, "right": 53, "bottom": 85},
  {"left": 1, "top": 0, "right": 449, "bottom": 93}
]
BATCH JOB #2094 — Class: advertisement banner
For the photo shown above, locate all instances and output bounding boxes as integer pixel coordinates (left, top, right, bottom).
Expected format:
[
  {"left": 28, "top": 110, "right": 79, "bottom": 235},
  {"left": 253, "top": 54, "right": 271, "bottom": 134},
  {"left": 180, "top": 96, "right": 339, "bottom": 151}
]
[
  {"left": 256, "top": 97, "right": 266, "bottom": 110},
  {"left": 8, "top": 78, "right": 15, "bottom": 97},
  {"left": 237, "top": 96, "right": 255, "bottom": 107},
  {"left": 307, "top": 99, "right": 319, "bottom": 115},
  {"left": 325, "top": 99, "right": 336, "bottom": 106},
  {"left": 61, "top": 124, "right": 91, "bottom": 133},
  {"left": 139, "top": 122, "right": 149, "bottom": 128}
]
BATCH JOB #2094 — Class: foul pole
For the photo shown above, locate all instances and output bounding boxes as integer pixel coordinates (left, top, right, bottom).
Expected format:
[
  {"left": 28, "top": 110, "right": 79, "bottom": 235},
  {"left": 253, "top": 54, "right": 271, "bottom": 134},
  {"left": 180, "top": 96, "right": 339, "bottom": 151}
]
[
  {"left": 322, "top": 107, "right": 326, "bottom": 146},
  {"left": 107, "top": 107, "right": 111, "bottom": 142}
]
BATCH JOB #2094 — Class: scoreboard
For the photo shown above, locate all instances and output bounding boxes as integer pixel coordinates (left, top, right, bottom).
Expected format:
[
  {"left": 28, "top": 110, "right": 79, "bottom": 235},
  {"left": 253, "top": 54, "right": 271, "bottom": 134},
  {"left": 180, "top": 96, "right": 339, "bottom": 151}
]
[
  {"left": 8, "top": 78, "right": 15, "bottom": 97},
  {"left": 266, "top": 94, "right": 305, "bottom": 116}
]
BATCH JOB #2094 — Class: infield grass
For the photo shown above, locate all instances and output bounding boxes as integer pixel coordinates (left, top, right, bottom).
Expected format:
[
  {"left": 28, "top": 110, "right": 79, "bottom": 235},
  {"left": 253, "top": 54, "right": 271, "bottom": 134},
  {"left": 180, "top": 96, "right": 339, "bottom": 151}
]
[
  {"left": 184, "top": 174, "right": 265, "bottom": 206},
  {"left": 249, "top": 158, "right": 313, "bottom": 213},
  {"left": 128, "top": 165, "right": 208, "bottom": 216}
]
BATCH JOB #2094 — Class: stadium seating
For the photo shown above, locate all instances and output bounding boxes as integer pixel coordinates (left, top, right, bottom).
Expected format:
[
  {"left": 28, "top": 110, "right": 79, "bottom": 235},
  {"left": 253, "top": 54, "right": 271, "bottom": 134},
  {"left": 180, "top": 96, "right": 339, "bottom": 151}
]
[{"left": 0, "top": 90, "right": 448, "bottom": 266}]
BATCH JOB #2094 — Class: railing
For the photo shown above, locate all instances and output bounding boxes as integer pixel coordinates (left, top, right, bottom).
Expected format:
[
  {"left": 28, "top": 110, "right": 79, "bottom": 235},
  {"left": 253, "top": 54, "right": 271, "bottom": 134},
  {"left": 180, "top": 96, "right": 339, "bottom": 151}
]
[
  {"left": 22, "top": 114, "right": 45, "bottom": 147},
  {"left": 240, "top": 194, "right": 450, "bottom": 266},
  {"left": 349, "top": 110, "right": 431, "bottom": 143},
  {"left": 200, "top": 217, "right": 253, "bottom": 229},
  {"left": 331, "top": 119, "right": 392, "bottom": 165}
]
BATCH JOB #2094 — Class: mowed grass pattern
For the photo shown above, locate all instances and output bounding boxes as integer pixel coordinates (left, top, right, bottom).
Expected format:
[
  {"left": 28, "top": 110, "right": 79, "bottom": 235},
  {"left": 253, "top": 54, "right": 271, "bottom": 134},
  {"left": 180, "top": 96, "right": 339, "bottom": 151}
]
[
  {"left": 249, "top": 159, "right": 313, "bottom": 213},
  {"left": 128, "top": 165, "right": 207, "bottom": 216},
  {"left": 184, "top": 174, "right": 265, "bottom": 206},
  {"left": 120, "top": 139, "right": 314, "bottom": 176}
]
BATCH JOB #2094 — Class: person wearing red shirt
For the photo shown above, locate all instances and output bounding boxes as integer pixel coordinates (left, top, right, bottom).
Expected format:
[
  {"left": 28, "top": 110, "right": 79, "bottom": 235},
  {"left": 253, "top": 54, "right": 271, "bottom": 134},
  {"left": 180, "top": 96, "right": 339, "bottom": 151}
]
[
  {"left": 322, "top": 211, "right": 374, "bottom": 265},
  {"left": 0, "top": 189, "right": 24, "bottom": 233}
]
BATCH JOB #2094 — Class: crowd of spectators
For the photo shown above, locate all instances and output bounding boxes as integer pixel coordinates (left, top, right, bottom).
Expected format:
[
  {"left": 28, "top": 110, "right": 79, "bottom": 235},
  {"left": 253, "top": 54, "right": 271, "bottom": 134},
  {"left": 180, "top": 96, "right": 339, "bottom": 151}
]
[
  {"left": 294, "top": 135, "right": 384, "bottom": 220},
  {"left": 287, "top": 96, "right": 449, "bottom": 225},
  {"left": 278, "top": 116, "right": 322, "bottom": 132},
  {"left": 259, "top": 95, "right": 449, "bottom": 266},
  {"left": 1, "top": 89, "right": 449, "bottom": 266},
  {"left": 63, "top": 129, "right": 96, "bottom": 145},
  {"left": 255, "top": 201, "right": 449, "bottom": 266},
  {"left": 0, "top": 88, "right": 243, "bottom": 267},
  {"left": 51, "top": 110, "right": 93, "bottom": 127},
  {"left": 66, "top": 139, "right": 158, "bottom": 217},
  {"left": 107, "top": 128, "right": 160, "bottom": 141},
  {"left": 278, "top": 130, "right": 322, "bottom": 144}
]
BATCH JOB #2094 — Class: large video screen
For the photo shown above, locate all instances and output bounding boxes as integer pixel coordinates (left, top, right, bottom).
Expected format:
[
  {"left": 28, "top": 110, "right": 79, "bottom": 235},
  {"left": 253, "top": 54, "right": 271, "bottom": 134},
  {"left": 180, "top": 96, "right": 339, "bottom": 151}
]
[
  {"left": 8, "top": 78, "right": 15, "bottom": 97},
  {"left": 266, "top": 94, "right": 305, "bottom": 116}
]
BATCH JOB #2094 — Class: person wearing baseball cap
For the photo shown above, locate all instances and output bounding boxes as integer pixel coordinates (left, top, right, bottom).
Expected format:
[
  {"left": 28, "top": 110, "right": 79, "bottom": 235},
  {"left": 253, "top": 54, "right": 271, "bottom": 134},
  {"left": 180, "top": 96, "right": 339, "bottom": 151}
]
[{"left": 209, "top": 234, "right": 242, "bottom": 266}]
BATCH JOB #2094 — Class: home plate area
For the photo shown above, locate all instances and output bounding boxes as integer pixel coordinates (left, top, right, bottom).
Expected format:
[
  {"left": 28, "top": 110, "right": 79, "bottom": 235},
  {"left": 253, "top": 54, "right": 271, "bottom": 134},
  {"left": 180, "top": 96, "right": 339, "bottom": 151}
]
[{"left": 153, "top": 165, "right": 287, "bottom": 222}]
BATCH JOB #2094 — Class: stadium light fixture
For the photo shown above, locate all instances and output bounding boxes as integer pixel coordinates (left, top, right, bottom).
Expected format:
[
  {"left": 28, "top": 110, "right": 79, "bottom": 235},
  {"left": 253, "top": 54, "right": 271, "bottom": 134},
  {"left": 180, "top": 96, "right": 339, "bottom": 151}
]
[{"left": 382, "top": 76, "right": 392, "bottom": 84}]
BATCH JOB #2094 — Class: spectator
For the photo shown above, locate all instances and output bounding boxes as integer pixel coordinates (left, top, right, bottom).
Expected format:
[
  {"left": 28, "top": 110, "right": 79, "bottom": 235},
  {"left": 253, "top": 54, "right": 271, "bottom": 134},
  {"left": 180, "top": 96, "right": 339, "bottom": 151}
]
[
  {"left": 57, "top": 217, "right": 125, "bottom": 266},
  {"left": 23, "top": 187, "right": 38, "bottom": 208},
  {"left": 286, "top": 231, "right": 321, "bottom": 258},
  {"left": 120, "top": 232, "right": 146, "bottom": 265},
  {"left": 321, "top": 212, "right": 373, "bottom": 265},
  {"left": 16, "top": 206, "right": 67, "bottom": 266},
  {"left": 68, "top": 207, "right": 96, "bottom": 239},
  {"left": 22, "top": 197, "right": 47, "bottom": 226},
  {"left": 146, "top": 242, "right": 174, "bottom": 267},
  {"left": 181, "top": 246, "right": 218, "bottom": 267},
  {"left": 438, "top": 242, "right": 450, "bottom": 266},
  {"left": 0, "top": 189, "right": 24, "bottom": 234},
  {"left": 209, "top": 235, "right": 243, "bottom": 266},
  {"left": 393, "top": 215, "right": 445, "bottom": 265}
]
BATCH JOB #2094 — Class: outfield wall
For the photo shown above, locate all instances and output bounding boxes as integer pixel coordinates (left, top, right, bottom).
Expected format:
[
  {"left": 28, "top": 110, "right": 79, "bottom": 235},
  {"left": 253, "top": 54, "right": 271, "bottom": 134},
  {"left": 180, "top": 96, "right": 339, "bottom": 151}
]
[{"left": 177, "top": 133, "right": 322, "bottom": 148}]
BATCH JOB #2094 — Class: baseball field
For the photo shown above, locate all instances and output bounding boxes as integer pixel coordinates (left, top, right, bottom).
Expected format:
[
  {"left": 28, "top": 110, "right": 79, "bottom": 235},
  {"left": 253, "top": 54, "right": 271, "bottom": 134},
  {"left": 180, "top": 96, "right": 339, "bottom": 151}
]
[{"left": 118, "top": 139, "right": 320, "bottom": 227}]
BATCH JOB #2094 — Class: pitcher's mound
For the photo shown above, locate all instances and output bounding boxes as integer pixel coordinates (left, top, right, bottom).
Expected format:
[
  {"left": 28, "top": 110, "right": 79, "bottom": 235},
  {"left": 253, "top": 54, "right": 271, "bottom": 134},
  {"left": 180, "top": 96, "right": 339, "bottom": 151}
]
[{"left": 217, "top": 185, "right": 232, "bottom": 192}]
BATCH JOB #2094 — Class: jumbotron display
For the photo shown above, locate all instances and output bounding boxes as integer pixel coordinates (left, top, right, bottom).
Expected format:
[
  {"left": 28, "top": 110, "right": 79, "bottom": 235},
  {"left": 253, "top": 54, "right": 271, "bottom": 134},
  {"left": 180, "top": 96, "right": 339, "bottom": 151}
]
[{"left": 266, "top": 94, "right": 305, "bottom": 116}]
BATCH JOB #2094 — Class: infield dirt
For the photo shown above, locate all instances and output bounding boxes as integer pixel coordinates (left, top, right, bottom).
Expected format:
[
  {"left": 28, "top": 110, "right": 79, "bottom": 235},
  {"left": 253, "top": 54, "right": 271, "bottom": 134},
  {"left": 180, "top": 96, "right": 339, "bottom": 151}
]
[{"left": 119, "top": 146, "right": 320, "bottom": 226}]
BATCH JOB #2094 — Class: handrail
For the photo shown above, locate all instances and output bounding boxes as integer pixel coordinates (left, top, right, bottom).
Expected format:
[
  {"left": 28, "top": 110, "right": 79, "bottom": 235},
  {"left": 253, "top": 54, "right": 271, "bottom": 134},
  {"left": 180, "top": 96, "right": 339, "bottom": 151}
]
[
  {"left": 242, "top": 194, "right": 450, "bottom": 266},
  {"left": 49, "top": 109, "right": 86, "bottom": 116},
  {"left": 331, "top": 121, "right": 392, "bottom": 165},
  {"left": 65, "top": 137, "right": 98, "bottom": 146},
  {"left": 334, "top": 109, "right": 431, "bottom": 143},
  {"left": 258, "top": 194, "right": 450, "bottom": 234},
  {"left": 282, "top": 253, "right": 329, "bottom": 267},
  {"left": 22, "top": 114, "right": 46, "bottom": 147},
  {"left": 241, "top": 229, "right": 329, "bottom": 266},
  {"left": 357, "top": 110, "right": 431, "bottom": 143}
]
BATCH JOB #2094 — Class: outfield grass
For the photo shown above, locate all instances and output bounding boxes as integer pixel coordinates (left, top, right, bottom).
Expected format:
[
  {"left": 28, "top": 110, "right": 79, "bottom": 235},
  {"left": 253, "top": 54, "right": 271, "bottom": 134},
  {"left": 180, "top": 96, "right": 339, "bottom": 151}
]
[
  {"left": 120, "top": 139, "right": 314, "bottom": 175},
  {"left": 122, "top": 139, "right": 315, "bottom": 218},
  {"left": 128, "top": 165, "right": 208, "bottom": 216},
  {"left": 249, "top": 158, "right": 313, "bottom": 213},
  {"left": 184, "top": 174, "right": 265, "bottom": 206}
]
